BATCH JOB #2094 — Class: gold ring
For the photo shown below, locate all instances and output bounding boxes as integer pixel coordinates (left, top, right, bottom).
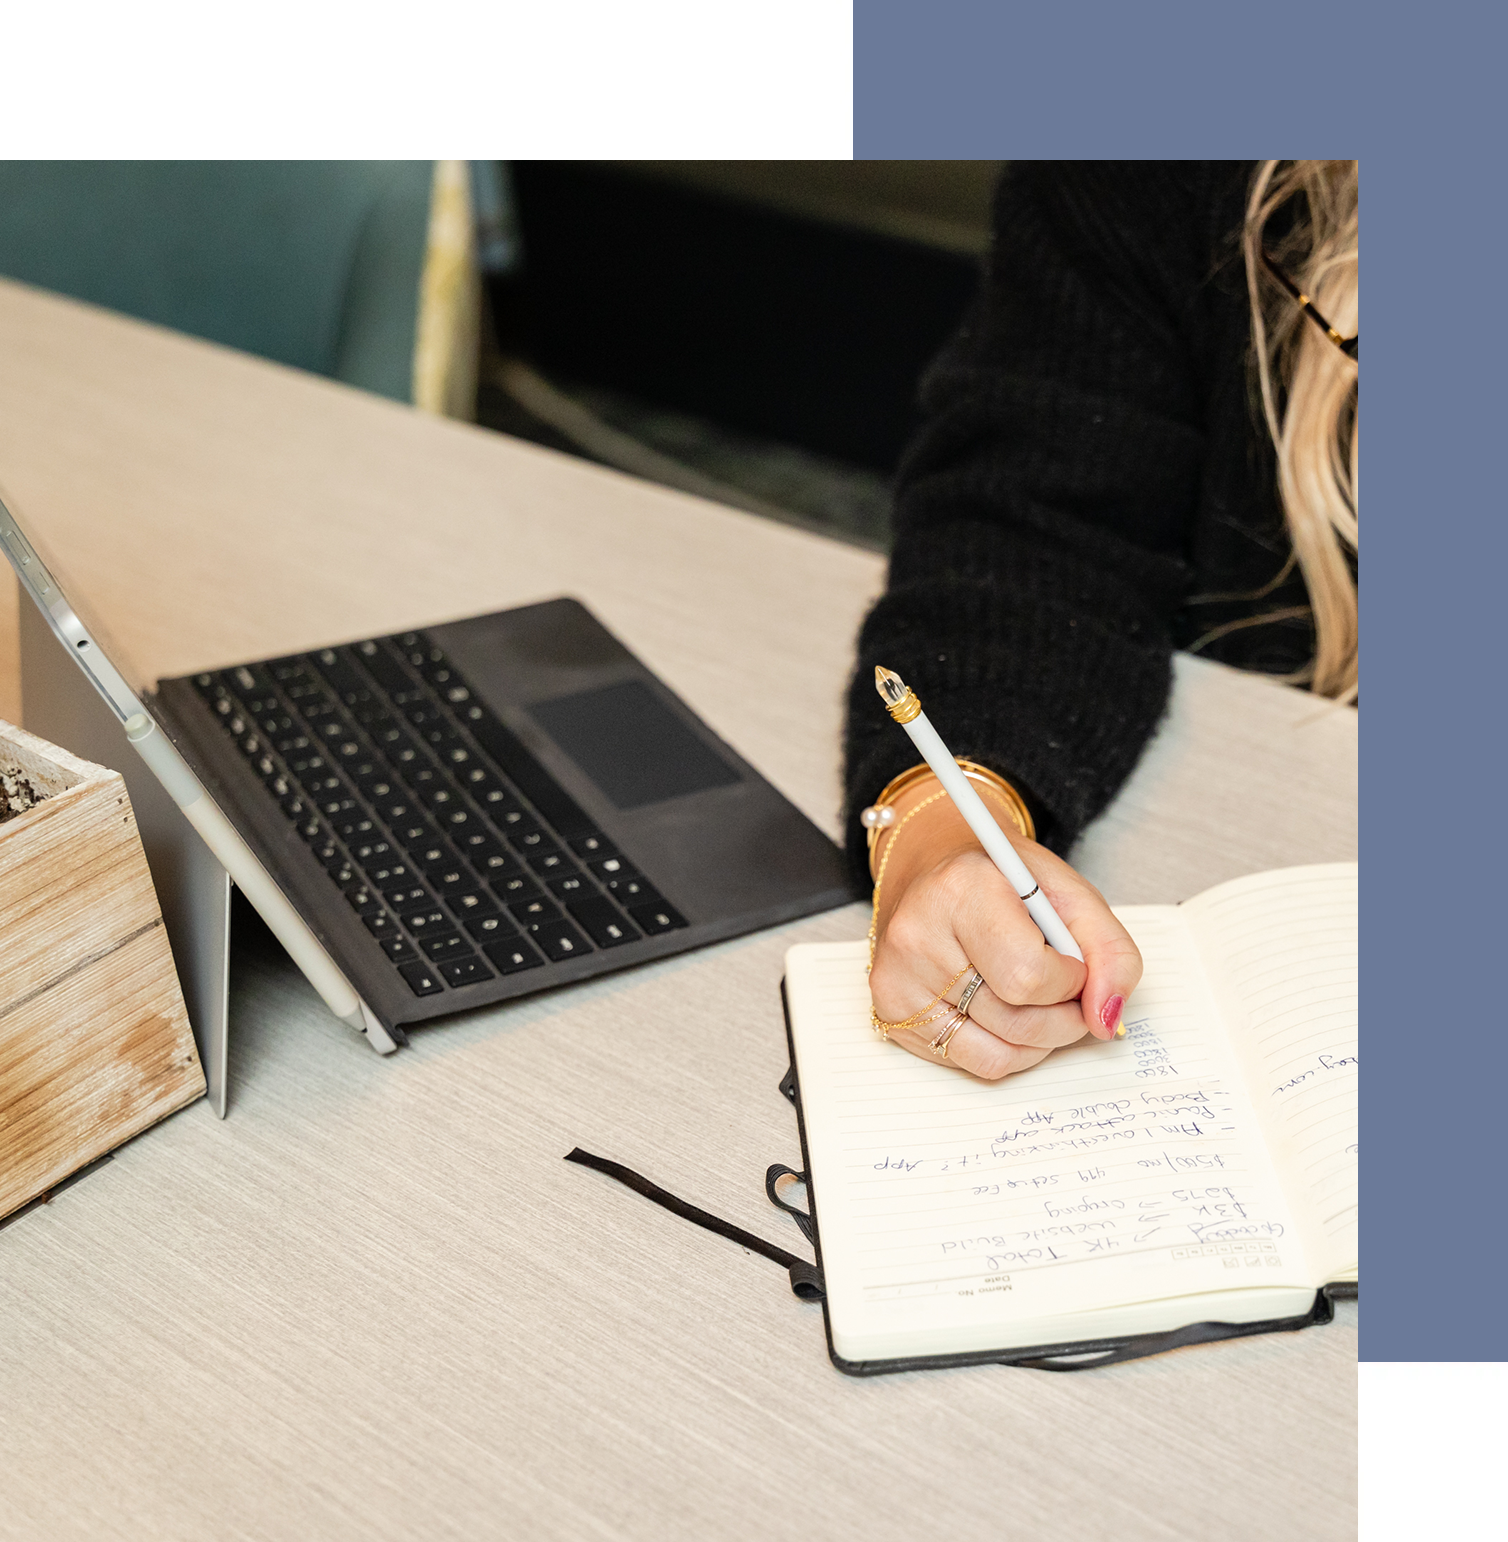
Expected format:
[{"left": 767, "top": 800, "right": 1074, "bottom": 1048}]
[
  {"left": 928, "top": 1008, "right": 968, "bottom": 1059},
  {"left": 870, "top": 962, "right": 972, "bottom": 1041}
]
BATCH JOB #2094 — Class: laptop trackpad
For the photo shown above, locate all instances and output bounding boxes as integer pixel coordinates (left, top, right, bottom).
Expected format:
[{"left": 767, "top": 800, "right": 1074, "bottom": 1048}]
[{"left": 529, "top": 680, "right": 740, "bottom": 811}]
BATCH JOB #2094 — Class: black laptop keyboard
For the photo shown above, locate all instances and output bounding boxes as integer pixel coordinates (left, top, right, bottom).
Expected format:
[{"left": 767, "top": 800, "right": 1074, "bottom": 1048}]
[{"left": 190, "top": 632, "right": 687, "bottom": 997}]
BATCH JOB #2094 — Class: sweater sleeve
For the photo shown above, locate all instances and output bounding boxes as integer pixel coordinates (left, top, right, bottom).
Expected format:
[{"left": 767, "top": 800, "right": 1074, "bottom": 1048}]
[{"left": 843, "top": 162, "right": 1252, "bottom": 887}]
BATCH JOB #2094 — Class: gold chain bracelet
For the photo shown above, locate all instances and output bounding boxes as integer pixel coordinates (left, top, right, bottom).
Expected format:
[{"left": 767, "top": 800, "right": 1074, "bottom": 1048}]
[{"left": 866, "top": 788, "right": 948, "bottom": 970}]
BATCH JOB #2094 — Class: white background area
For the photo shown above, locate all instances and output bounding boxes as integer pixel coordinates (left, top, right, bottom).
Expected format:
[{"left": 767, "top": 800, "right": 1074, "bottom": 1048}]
[
  {"left": 0, "top": 1, "right": 854, "bottom": 159},
  {"left": 1361, "top": 1364, "right": 1500, "bottom": 1535}
]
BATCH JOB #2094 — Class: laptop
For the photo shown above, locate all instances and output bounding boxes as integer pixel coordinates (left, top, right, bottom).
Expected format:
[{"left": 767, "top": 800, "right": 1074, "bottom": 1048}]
[{"left": 2, "top": 501, "right": 853, "bottom": 1053}]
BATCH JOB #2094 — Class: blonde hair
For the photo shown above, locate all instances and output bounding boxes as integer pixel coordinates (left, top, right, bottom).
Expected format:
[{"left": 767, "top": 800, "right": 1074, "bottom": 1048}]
[{"left": 1242, "top": 160, "right": 1359, "bottom": 701}]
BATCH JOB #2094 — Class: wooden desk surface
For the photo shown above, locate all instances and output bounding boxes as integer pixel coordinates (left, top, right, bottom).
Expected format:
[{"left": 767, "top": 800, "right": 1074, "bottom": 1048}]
[{"left": 0, "top": 280, "right": 1357, "bottom": 1541}]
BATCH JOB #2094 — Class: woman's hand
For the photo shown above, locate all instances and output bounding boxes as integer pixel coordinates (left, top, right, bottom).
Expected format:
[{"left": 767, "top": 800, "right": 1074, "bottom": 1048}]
[{"left": 868, "top": 783, "right": 1142, "bottom": 1080}]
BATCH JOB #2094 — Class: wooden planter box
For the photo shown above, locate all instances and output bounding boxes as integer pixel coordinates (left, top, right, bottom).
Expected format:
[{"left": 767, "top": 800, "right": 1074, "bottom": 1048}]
[{"left": 0, "top": 720, "right": 204, "bottom": 1220}]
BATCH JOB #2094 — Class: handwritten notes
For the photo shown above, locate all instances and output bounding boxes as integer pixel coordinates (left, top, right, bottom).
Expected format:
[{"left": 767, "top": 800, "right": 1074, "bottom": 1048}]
[
  {"left": 789, "top": 941, "right": 1312, "bottom": 1356},
  {"left": 1185, "top": 865, "right": 1358, "bottom": 1277},
  {"left": 785, "top": 865, "right": 1357, "bottom": 1361}
]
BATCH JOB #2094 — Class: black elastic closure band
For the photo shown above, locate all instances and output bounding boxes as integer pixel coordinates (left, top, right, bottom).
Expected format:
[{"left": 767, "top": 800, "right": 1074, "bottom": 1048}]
[
  {"left": 564, "top": 1148, "right": 825, "bottom": 1300},
  {"left": 764, "top": 1164, "right": 815, "bottom": 1244}
]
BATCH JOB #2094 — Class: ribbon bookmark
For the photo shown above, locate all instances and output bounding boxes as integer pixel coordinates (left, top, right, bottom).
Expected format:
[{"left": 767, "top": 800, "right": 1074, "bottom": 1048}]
[{"left": 564, "top": 1147, "right": 825, "bottom": 1300}]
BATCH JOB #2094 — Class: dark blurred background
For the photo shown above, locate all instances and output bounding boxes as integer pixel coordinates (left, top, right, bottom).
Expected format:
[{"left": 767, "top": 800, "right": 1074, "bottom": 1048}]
[{"left": 486, "top": 162, "right": 998, "bottom": 550}]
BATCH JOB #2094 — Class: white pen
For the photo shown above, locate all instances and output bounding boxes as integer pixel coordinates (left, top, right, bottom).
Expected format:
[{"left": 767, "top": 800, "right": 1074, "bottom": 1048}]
[{"left": 873, "top": 666, "right": 1084, "bottom": 964}]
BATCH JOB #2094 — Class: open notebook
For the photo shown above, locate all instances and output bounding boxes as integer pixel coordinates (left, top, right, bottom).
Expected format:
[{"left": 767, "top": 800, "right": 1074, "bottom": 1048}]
[{"left": 782, "top": 863, "right": 1357, "bottom": 1373}]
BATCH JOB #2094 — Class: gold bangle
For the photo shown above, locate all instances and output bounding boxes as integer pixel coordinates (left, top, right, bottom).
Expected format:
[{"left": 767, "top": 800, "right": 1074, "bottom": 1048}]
[{"left": 862, "top": 759, "right": 1035, "bottom": 874}]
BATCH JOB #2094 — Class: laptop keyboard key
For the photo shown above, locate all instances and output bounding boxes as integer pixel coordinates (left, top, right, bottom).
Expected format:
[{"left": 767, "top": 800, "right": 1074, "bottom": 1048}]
[
  {"left": 383, "top": 884, "right": 433, "bottom": 913},
  {"left": 411, "top": 837, "right": 460, "bottom": 872},
  {"left": 446, "top": 889, "right": 500, "bottom": 920},
  {"left": 438, "top": 806, "right": 479, "bottom": 838},
  {"left": 398, "top": 961, "right": 445, "bottom": 996},
  {"left": 401, "top": 760, "right": 443, "bottom": 796},
  {"left": 391, "top": 816, "right": 438, "bottom": 850},
  {"left": 482, "top": 937, "right": 546, "bottom": 974},
  {"left": 421, "top": 933, "right": 474, "bottom": 960},
  {"left": 566, "top": 896, "right": 641, "bottom": 948},
  {"left": 428, "top": 865, "right": 475, "bottom": 895},
  {"left": 490, "top": 873, "right": 541, "bottom": 903},
  {"left": 401, "top": 908, "right": 452, "bottom": 937},
  {"left": 570, "top": 833, "right": 618, "bottom": 859},
  {"left": 438, "top": 956, "right": 494, "bottom": 989},
  {"left": 526, "top": 918, "right": 592, "bottom": 962},
  {"left": 377, "top": 935, "right": 417, "bottom": 962},
  {"left": 602, "top": 874, "right": 662, "bottom": 907},
  {"left": 629, "top": 902, "right": 688, "bottom": 936},
  {"left": 466, "top": 914, "right": 517, "bottom": 942},
  {"left": 509, "top": 896, "right": 561, "bottom": 925},
  {"left": 420, "top": 784, "right": 460, "bottom": 815},
  {"left": 363, "top": 911, "right": 402, "bottom": 940}
]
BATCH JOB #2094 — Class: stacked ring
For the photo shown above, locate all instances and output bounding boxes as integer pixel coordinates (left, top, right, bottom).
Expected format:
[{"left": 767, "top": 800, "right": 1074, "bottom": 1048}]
[
  {"left": 954, "top": 969, "right": 986, "bottom": 1017},
  {"left": 870, "top": 962, "right": 972, "bottom": 1042},
  {"left": 928, "top": 1009, "right": 968, "bottom": 1059}
]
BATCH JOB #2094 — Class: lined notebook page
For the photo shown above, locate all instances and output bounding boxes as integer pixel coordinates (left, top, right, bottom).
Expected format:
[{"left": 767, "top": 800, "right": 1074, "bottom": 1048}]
[
  {"left": 1183, "top": 864, "right": 1358, "bottom": 1282},
  {"left": 786, "top": 929, "right": 1314, "bottom": 1364}
]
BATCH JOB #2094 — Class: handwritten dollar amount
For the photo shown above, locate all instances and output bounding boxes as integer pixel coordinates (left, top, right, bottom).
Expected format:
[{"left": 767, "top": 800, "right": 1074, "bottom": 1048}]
[{"left": 1125, "top": 1015, "right": 1179, "bottom": 1078}]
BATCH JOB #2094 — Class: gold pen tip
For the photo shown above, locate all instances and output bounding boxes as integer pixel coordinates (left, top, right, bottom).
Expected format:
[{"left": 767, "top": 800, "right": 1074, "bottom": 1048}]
[{"left": 1114, "top": 1022, "right": 1127, "bottom": 1039}]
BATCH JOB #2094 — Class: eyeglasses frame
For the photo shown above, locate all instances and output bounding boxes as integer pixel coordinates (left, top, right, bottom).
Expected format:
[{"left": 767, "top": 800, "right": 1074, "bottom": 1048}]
[{"left": 1260, "top": 251, "right": 1358, "bottom": 362}]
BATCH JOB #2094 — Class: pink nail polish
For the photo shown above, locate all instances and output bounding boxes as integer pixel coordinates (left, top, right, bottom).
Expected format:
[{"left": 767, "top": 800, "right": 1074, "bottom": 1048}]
[{"left": 1100, "top": 995, "right": 1124, "bottom": 1039}]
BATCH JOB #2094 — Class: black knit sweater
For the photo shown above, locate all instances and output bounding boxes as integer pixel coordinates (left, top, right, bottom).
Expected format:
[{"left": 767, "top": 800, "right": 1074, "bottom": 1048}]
[{"left": 843, "top": 161, "right": 1320, "bottom": 888}]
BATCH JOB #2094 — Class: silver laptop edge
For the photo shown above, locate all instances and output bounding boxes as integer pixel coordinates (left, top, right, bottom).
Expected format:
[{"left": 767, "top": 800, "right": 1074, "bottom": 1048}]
[{"left": 0, "top": 498, "right": 396, "bottom": 1117}]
